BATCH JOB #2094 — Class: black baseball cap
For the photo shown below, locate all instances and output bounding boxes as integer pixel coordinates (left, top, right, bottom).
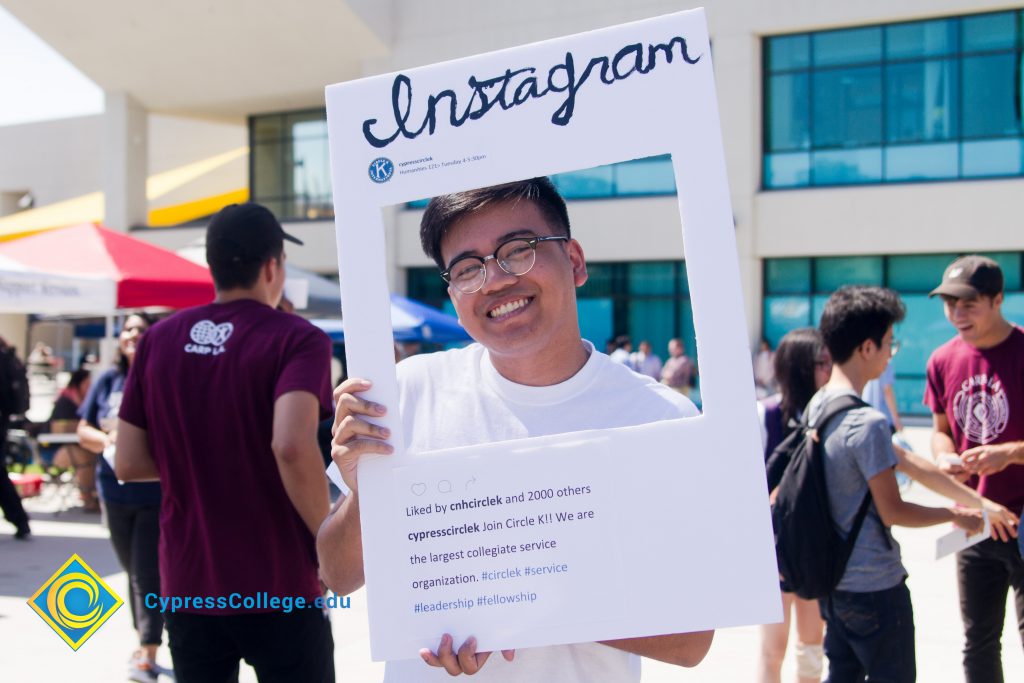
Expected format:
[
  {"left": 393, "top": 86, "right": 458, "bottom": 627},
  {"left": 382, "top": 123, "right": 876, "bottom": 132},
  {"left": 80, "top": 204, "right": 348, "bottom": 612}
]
[
  {"left": 206, "top": 203, "right": 302, "bottom": 265},
  {"left": 929, "top": 255, "right": 1003, "bottom": 299}
]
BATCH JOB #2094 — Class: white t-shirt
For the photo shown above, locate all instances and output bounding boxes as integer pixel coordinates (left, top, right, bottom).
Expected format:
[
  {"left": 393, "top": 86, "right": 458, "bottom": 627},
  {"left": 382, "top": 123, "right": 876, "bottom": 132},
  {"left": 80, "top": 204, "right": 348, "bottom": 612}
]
[{"left": 383, "top": 341, "right": 698, "bottom": 683}]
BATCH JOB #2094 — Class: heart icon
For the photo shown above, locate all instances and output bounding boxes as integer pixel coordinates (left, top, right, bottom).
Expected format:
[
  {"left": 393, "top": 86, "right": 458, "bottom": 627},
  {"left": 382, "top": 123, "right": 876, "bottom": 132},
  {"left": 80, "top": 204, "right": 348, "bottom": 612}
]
[{"left": 411, "top": 483, "right": 427, "bottom": 496}]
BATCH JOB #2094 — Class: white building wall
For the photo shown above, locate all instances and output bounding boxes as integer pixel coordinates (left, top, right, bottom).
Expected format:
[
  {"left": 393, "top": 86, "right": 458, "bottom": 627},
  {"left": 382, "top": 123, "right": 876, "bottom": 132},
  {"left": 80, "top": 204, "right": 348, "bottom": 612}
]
[{"left": 0, "top": 116, "right": 103, "bottom": 210}]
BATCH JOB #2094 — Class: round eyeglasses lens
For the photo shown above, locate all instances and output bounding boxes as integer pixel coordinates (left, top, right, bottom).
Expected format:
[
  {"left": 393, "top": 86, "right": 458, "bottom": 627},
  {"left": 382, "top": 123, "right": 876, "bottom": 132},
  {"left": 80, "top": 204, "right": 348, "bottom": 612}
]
[
  {"left": 496, "top": 239, "right": 536, "bottom": 276},
  {"left": 451, "top": 261, "right": 486, "bottom": 292}
]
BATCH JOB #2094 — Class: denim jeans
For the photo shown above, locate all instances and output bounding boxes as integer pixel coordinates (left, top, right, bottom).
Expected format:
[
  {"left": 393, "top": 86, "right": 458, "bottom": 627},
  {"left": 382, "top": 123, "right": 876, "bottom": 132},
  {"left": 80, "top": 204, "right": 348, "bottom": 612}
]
[{"left": 819, "top": 580, "right": 915, "bottom": 682}]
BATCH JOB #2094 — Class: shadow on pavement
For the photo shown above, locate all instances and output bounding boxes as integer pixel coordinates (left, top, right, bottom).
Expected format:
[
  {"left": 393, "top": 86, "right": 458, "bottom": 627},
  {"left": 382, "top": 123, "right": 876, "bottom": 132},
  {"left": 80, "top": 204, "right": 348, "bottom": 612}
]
[{"left": 0, "top": 532, "right": 120, "bottom": 600}]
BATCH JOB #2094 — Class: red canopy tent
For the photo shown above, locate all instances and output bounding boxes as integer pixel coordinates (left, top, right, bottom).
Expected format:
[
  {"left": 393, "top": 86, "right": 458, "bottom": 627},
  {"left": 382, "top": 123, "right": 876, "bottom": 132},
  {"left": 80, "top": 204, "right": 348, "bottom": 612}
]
[{"left": 0, "top": 223, "right": 214, "bottom": 309}]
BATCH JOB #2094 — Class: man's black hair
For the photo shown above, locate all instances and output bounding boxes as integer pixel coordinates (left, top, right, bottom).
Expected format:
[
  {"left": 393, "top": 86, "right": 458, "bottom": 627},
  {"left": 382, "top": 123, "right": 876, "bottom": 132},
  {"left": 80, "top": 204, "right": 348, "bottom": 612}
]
[
  {"left": 819, "top": 286, "right": 906, "bottom": 364},
  {"left": 420, "top": 178, "right": 571, "bottom": 270}
]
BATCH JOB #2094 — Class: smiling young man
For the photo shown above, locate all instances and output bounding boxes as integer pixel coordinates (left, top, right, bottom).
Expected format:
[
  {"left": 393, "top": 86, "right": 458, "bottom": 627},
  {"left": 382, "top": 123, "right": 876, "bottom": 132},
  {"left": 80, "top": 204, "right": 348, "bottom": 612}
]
[
  {"left": 925, "top": 255, "right": 1024, "bottom": 683},
  {"left": 318, "top": 178, "right": 713, "bottom": 681}
]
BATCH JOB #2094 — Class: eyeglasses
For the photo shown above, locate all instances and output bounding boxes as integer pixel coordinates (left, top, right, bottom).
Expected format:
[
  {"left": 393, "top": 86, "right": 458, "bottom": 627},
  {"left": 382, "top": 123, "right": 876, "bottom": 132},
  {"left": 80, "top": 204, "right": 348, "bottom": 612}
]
[
  {"left": 814, "top": 358, "right": 832, "bottom": 369},
  {"left": 441, "top": 235, "right": 569, "bottom": 294},
  {"left": 888, "top": 338, "right": 901, "bottom": 356}
]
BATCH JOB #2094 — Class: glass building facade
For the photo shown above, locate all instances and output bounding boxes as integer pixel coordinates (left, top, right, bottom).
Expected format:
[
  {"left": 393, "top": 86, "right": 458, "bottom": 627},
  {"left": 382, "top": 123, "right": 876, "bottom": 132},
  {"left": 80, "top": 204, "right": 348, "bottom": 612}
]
[
  {"left": 763, "top": 252, "right": 1024, "bottom": 415},
  {"left": 250, "top": 109, "right": 334, "bottom": 221},
  {"left": 764, "top": 9, "right": 1024, "bottom": 188}
]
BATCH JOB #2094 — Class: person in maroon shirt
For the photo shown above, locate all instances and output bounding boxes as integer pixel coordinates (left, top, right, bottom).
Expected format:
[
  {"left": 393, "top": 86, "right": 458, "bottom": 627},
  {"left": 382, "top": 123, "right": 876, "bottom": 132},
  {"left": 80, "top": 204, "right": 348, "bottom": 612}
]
[
  {"left": 115, "top": 203, "right": 335, "bottom": 683},
  {"left": 925, "top": 254, "right": 1024, "bottom": 683}
]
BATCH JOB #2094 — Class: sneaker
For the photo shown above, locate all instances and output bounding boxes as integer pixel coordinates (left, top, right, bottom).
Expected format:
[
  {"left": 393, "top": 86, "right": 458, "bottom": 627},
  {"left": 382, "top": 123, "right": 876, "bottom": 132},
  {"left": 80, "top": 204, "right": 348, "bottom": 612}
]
[
  {"left": 128, "top": 658, "right": 158, "bottom": 683},
  {"left": 150, "top": 661, "right": 175, "bottom": 680},
  {"left": 14, "top": 524, "right": 31, "bottom": 540},
  {"left": 129, "top": 652, "right": 174, "bottom": 682}
]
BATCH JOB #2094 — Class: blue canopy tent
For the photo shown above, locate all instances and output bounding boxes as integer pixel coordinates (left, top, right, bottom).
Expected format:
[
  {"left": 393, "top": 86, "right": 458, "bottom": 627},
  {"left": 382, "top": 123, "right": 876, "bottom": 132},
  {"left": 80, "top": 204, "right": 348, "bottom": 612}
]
[{"left": 312, "top": 294, "right": 470, "bottom": 344}]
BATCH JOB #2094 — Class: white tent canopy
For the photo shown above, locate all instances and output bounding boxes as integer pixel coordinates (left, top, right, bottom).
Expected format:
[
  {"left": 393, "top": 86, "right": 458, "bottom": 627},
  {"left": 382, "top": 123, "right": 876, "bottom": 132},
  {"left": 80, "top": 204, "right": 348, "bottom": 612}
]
[{"left": 0, "top": 254, "right": 116, "bottom": 314}]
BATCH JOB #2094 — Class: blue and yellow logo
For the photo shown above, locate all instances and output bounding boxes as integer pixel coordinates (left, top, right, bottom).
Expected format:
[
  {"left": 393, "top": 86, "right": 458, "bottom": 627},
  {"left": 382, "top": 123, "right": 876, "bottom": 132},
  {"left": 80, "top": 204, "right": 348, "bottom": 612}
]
[{"left": 28, "top": 554, "right": 123, "bottom": 650}]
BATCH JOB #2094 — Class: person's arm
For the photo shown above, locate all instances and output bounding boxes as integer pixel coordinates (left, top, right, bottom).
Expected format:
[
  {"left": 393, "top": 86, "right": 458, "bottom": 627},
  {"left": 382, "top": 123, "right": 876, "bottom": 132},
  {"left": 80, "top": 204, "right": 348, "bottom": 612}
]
[
  {"left": 867, "top": 467, "right": 982, "bottom": 532},
  {"left": 882, "top": 384, "right": 902, "bottom": 432},
  {"left": 272, "top": 391, "right": 331, "bottom": 537},
  {"left": 601, "top": 631, "right": 714, "bottom": 667},
  {"left": 318, "top": 493, "right": 364, "bottom": 595},
  {"left": 930, "top": 412, "right": 968, "bottom": 482},
  {"left": 76, "top": 418, "right": 111, "bottom": 454},
  {"left": 962, "top": 441, "right": 1024, "bottom": 476},
  {"left": 114, "top": 419, "right": 160, "bottom": 481},
  {"left": 894, "top": 444, "right": 1018, "bottom": 541},
  {"left": 316, "top": 378, "right": 393, "bottom": 596}
]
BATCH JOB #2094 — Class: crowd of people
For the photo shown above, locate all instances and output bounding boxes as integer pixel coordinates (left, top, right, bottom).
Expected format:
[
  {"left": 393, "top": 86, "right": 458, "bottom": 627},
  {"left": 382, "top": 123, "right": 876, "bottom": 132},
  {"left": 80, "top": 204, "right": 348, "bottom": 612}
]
[
  {"left": 2, "top": 185, "right": 1022, "bottom": 682},
  {"left": 754, "top": 256, "right": 1022, "bottom": 683}
]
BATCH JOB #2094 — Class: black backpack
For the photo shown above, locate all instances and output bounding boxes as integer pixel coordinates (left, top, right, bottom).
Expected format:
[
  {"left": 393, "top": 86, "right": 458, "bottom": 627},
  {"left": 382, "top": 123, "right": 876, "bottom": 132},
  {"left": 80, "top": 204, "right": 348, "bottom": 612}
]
[
  {"left": 767, "top": 393, "right": 873, "bottom": 600},
  {"left": 0, "top": 346, "right": 30, "bottom": 417}
]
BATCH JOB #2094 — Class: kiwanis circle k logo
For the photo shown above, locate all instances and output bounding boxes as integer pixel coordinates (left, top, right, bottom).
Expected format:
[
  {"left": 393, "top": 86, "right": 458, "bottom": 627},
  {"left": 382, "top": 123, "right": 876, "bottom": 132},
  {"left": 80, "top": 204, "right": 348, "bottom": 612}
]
[
  {"left": 185, "top": 320, "right": 233, "bottom": 356},
  {"left": 368, "top": 157, "right": 394, "bottom": 183},
  {"left": 28, "top": 554, "right": 123, "bottom": 650},
  {"left": 953, "top": 374, "right": 1010, "bottom": 445}
]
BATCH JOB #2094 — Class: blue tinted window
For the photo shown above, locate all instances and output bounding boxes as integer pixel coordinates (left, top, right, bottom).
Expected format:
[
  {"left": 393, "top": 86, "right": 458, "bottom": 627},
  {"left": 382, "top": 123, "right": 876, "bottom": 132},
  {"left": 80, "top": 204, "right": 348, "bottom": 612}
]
[
  {"left": 767, "top": 73, "right": 810, "bottom": 151},
  {"left": 768, "top": 34, "right": 810, "bottom": 72},
  {"left": 578, "top": 298, "right": 614, "bottom": 350},
  {"left": 812, "top": 67, "right": 882, "bottom": 148},
  {"left": 1003, "top": 292, "right": 1024, "bottom": 326},
  {"left": 628, "top": 262, "right": 676, "bottom": 295},
  {"left": 962, "top": 139, "right": 1024, "bottom": 176},
  {"left": 615, "top": 157, "right": 676, "bottom": 195},
  {"left": 764, "top": 296, "right": 811, "bottom": 347},
  {"left": 896, "top": 295, "right": 954, "bottom": 376},
  {"left": 886, "top": 19, "right": 958, "bottom": 58},
  {"left": 961, "top": 54, "right": 1023, "bottom": 138},
  {"left": 577, "top": 262, "right": 615, "bottom": 298},
  {"left": 886, "top": 60, "right": 958, "bottom": 143},
  {"left": 812, "top": 148, "right": 882, "bottom": 184},
  {"left": 813, "top": 27, "right": 882, "bottom": 66},
  {"left": 887, "top": 254, "right": 958, "bottom": 292},
  {"left": 815, "top": 256, "right": 884, "bottom": 291},
  {"left": 962, "top": 12, "right": 1017, "bottom": 52},
  {"left": 812, "top": 295, "right": 829, "bottom": 327},
  {"left": 884, "top": 143, "right": 959, "bottom": 180},
  {"left": 894, "top": 377, "right": 928, "bottom": 417},
  {"left": 764, "top": 153, "right": 810, "bottom": 187},
  {"left": 553, "top": 165, "right": 614, "bottom": 198},
  {"left": 629, "top": 299, "right": 675, "bottom": 359},
  {"left": 763, "top": 11, "right": 1024, "bottom": 189},
  {"left": 678, "top": 299, "right": 697, "bottom": 360},
  {"left": 548, "top": 155, "right": 676, "bottom": 199},
  {"left": 765, "top": 258, "right": 811, "bottom": 294}
]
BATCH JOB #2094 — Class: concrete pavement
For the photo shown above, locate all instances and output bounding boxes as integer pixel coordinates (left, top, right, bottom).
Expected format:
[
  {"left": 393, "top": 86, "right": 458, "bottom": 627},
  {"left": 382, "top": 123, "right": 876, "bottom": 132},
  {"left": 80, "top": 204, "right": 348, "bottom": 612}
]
[{"left": 2, "top": 427, "right": 1021, "bottom": 682}]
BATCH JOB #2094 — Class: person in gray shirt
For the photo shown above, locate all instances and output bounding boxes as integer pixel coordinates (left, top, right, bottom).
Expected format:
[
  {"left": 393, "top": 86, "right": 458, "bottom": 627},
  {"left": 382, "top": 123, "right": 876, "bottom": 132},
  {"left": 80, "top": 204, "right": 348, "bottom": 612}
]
[{"left": 813, "top": 286, "right": 984, "bottom": 683}]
